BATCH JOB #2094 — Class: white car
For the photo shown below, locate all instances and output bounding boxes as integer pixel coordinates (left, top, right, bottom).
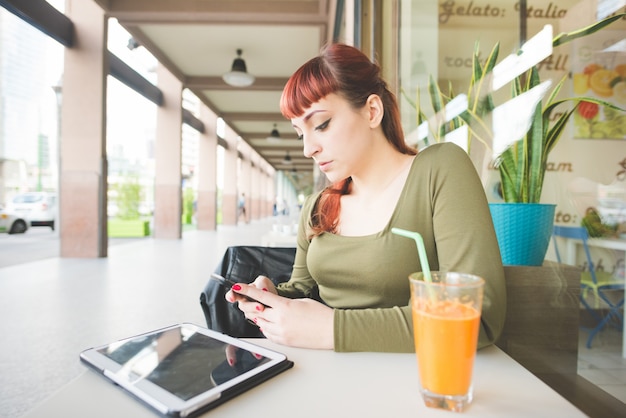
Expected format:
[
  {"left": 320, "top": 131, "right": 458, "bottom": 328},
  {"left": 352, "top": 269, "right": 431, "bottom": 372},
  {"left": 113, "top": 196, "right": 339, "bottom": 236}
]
[
  {"left": 6, "top": 192, "right": 57, "bottom": 230},
  {"left": 0, "top": 207, "right": 29, "bottom": 234}
]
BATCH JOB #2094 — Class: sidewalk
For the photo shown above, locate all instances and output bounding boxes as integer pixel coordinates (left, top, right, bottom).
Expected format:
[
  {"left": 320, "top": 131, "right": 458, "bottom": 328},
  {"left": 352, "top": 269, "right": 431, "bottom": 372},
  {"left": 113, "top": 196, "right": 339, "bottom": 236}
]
[{"left": 0, "top": 219, "right": 276, "bottom": 418}]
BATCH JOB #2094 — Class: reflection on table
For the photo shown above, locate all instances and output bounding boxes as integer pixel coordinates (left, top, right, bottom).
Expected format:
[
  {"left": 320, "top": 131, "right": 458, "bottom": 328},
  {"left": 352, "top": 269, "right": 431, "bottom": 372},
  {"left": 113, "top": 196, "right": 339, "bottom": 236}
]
[{"left": 23, "top": 339, "right": 587, "bottom": 418}]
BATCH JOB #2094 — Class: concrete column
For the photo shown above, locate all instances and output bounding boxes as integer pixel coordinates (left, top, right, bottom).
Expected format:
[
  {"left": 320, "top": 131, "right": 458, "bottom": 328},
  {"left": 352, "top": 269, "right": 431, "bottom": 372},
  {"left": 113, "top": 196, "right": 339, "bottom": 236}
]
[
  {"left": 196, "top": 105, "right": 217, "bottom": 230},
  {"left": 259, "top": 168, "right": 267, "bottom": 218},
  {"left": 154, "top": 64, "right": 182, "bottom": 239},
  {"left": 259, "top": 167, "right": 267, "bottom": 218},
  {"left": 250, "top": 159, "right": 261, "bottom": 220},
  {"left": 221, "top": 127, "right": 238, "bottom": 225},
  {"left": 259, "top": 167, "right": 266, "bottom": 218},
  {"left": 240, "top": 152, "right": 252, "bottom": 223},
  {"left": 266, "top": 169, "right": 276, "bottom": 217},
  {"left": 60, "top": 0, "right": 107, "bottom": 258},
  {"left": 263, "top": 165, "right": 271, "bottom": 218}
]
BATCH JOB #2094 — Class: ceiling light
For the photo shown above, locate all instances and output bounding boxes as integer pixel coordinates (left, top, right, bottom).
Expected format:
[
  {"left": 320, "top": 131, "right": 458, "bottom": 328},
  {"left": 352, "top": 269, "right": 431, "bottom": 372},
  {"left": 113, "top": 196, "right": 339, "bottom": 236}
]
[
  {"left": 222, "top": 48, "right": 255, "bottom": 87},
  {"left": 267, "top": 124, "right": 281, "bottom": 142},
  {"left": 282, "top": 151, "right": 292, "bottom": 165}
]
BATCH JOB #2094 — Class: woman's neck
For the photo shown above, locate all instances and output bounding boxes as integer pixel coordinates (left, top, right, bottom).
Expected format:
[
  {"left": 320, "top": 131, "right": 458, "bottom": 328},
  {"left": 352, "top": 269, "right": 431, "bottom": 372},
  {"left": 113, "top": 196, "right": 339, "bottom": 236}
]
[{"left": 350, "top": 149, "right": 414, "bottom": 200}]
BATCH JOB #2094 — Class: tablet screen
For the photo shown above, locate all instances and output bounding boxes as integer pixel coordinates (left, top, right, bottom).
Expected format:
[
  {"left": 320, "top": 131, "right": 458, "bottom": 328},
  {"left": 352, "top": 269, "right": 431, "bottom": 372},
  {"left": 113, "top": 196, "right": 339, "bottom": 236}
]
[
  {"left": 96, "top": 325, "right": 271, "bottom": 401},
  {"left": 81, "top": 324, "right": 293, "bottom": 417}
]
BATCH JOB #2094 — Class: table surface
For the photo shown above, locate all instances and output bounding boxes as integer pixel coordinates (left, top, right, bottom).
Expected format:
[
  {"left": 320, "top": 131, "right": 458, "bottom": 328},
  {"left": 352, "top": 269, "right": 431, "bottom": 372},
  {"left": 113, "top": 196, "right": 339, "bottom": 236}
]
[{"left": 24, "top": 339, "right": 586, "bottom": 418}]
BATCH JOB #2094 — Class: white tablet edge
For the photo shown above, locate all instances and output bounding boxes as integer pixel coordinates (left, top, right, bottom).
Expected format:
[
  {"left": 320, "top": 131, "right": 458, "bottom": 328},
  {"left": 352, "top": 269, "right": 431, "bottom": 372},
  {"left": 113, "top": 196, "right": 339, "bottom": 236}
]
[{"left": 80, "top": 323, "right": 289, "bottom": 417}]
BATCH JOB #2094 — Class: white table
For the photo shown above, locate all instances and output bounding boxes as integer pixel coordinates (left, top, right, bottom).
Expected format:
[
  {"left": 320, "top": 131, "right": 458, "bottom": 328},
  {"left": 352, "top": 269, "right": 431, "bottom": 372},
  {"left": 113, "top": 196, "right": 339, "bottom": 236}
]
[
  {"left": 24, "top": 340, "right": 586, "bottom": 418},
  {"left": 563, "top": 237, "right": 626, "bottom": 357}
]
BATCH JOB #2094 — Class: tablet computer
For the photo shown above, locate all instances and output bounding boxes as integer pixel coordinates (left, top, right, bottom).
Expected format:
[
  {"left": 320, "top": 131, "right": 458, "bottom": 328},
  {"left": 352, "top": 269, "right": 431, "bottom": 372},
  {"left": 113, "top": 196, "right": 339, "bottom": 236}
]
[{"left": 80, "top": 323, "right": 293, "bottom": 417}]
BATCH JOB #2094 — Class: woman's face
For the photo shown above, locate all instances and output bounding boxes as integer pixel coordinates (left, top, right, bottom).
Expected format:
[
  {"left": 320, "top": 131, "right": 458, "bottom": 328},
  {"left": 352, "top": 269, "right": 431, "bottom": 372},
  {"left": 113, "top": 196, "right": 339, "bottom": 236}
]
[{"left": 291, "top": 93, "right": 378, "bottom": 183}]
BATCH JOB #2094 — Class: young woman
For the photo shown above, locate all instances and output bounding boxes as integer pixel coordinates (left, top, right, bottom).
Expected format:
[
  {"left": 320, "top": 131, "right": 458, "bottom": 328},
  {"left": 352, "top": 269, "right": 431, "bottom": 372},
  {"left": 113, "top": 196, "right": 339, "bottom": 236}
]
[{"left": 226, "top": 43, "right": 506, "bottom": 353}]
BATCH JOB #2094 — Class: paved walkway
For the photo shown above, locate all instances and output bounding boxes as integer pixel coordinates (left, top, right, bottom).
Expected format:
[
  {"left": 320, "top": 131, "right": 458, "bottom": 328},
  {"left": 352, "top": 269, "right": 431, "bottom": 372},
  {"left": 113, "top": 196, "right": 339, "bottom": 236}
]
[{"left": 0, "top": 218, "right": 278, "bottom": 418}]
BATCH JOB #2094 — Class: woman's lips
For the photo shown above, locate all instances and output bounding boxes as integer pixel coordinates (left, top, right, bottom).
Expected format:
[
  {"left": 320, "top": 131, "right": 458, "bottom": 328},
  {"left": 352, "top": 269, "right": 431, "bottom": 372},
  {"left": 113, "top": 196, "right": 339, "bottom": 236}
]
[{"left": 318, "top": 161, "right": 331, "bottom": 172}]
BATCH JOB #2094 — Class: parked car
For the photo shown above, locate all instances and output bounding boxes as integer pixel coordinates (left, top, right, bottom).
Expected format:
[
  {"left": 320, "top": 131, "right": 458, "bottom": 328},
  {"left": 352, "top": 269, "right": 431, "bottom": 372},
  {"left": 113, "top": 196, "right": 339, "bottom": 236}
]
[
  {"left": 6, "top": 192, "right": 57, "bottom": 230},
  {"left": 0, "top": 207, "right": 29, "bottom": 234}
]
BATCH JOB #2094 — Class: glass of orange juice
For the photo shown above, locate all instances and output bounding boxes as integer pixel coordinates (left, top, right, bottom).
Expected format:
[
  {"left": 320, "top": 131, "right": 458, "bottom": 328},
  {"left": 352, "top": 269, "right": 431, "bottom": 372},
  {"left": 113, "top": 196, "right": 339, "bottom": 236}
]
[{"left": 409, "top": 272, "right": 484, "bottom": 412}]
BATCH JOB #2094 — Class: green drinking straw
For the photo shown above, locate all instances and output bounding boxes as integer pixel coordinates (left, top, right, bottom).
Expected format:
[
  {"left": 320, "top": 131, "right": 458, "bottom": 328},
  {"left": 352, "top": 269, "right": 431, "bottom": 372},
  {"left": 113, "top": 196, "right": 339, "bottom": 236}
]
[{"left": 391, "top": 227, "right": 432, "bottom": 283}]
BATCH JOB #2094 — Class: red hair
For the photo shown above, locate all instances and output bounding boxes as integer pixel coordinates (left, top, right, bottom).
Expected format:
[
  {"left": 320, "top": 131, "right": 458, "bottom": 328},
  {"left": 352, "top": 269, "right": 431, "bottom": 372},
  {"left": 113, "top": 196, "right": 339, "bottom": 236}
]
[{"left": 280, "top": 43, "right": 416, "bottom": 236}]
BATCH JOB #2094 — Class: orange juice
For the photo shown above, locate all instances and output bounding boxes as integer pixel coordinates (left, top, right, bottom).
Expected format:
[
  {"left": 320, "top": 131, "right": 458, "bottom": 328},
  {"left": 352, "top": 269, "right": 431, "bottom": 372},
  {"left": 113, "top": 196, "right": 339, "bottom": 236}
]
[{"left": 412, "top": 299, "right": 481, "bottom": 395}]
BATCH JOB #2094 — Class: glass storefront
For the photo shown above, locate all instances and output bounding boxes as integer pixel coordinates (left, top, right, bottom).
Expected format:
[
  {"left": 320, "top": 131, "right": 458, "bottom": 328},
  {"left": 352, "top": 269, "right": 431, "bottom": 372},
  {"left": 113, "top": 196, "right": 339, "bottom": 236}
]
[
  {"left": 398, "top": 0, "right": 626, "bottom": 402},
  {"left": 398, "top": 0, "right": 625, "bottom": 207}
]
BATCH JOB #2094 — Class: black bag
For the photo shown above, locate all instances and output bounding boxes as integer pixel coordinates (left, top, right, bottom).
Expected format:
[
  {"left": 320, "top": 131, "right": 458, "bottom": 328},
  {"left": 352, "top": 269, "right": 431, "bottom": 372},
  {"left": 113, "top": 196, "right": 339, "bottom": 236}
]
[{"left": 200, "top": 246, "right": 296, "bottom": 338}]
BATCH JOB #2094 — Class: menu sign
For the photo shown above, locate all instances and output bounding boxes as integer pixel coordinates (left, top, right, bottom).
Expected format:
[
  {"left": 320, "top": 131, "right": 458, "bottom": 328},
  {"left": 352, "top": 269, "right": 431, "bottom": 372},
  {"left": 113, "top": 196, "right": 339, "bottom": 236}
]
[{"left": 435, "top": 0, "right": 582, "bottom": 88}]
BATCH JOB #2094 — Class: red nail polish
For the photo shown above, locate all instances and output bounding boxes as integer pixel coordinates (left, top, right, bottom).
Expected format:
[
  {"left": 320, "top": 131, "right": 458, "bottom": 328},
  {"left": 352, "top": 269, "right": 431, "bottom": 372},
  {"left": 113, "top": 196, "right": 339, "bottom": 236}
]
[
  {"left": 262, "top": 288, "right": 268, "bottom": 291},
  {"left": 255, "top": 305, "right": 262, "bottom": 311},
  {"left": 228, "top": 358, "right": 234, "bottom": 366},
  {"left": 232, "top": 284, "right": 242, "bottom": 291}
]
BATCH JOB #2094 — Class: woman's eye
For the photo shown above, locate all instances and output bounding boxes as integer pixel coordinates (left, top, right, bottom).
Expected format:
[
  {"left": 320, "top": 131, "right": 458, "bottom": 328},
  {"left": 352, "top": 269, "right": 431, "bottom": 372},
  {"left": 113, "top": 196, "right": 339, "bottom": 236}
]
[{"left": 315, "top": 118, "right": 331, "bottom": 131}]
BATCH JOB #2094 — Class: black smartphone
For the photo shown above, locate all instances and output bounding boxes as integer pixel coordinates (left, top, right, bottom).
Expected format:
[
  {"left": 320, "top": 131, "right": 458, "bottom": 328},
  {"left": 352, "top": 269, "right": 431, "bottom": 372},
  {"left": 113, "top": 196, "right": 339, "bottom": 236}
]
[{"left": 210, "top": 273, "right": 266, "bottom": 306}]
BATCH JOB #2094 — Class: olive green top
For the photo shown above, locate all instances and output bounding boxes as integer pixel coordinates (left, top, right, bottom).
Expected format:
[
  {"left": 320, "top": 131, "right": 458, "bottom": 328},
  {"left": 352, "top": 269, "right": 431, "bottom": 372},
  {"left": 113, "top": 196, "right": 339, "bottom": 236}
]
[{"left": 277, "top": 143, "right": 507, "bottom": 352}]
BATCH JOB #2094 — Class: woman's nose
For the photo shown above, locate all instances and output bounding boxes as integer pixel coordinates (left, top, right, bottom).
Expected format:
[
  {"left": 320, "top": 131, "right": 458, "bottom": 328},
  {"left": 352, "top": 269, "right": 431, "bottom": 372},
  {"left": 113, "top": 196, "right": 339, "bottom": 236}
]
[{"left": 302, "top": 135, "right": 320, "bottom": 159}]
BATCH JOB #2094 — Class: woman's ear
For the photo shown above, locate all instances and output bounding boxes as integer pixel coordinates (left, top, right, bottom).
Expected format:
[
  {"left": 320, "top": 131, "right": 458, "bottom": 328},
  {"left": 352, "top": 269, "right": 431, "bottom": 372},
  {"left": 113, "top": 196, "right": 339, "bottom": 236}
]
[{"left": 365, "top": 94, "right": 384, "bottom": 128}]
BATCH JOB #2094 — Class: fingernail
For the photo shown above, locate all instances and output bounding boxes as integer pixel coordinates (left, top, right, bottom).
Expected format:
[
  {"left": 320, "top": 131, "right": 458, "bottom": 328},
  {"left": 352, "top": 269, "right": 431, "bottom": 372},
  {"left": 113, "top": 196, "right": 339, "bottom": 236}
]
[
  {"left": 232, "top": 284, "right": 242, "bottom": 291},
  {"left": 228, "top": 358, "right": 234, "bottom": 366},
  {"left": 262, "top": 288, "right": 268, "bottom": 291},
  {"left": 255, "top": 305, "right": 262, "bottom": 311}
]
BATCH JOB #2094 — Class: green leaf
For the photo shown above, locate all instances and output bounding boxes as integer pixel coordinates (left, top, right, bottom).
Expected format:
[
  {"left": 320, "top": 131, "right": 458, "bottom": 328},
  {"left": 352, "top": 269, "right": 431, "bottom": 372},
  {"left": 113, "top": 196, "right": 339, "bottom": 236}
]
[
  {"left": 553, "top": 14, "right": 625, "bottom": 47},
  {"left": 527, "top": 102, "right": 544, "bottom": 203},
  {"left": 498, "top": 146, "right": 520, "bottom": 202},
  {"left": 469, "top": 43, "right": 499, "bottom": 117},
  {"left": 544, "top": 106, "right": 576, "bottom": 156}
]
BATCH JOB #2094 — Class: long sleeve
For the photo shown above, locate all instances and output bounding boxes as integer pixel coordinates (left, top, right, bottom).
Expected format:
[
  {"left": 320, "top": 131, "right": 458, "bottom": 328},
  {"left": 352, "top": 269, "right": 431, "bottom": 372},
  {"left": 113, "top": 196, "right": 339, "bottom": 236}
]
[{"left": 277, "top": 143, "right": 506, "bottom": 353}]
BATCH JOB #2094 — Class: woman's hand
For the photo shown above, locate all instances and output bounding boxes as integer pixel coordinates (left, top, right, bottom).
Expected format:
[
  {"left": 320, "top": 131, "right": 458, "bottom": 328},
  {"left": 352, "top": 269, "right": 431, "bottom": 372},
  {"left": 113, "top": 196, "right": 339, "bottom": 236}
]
[
  {"left": 225, "top": 276, "right": 334, "bottom": 350},
  {"left": 225, "top": 344, "right": 263, "bottom": 367},
  {"left": 225, "top": 275, "right": 277, "bottom": 304}
]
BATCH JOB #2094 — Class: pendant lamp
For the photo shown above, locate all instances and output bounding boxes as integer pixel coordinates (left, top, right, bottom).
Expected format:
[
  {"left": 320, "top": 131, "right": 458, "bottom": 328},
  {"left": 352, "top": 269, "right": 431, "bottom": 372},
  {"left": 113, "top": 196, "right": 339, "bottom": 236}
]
[
  {"left": 222, "top": 49, "right": 255, "bottom": 87},
  {"left": 267, "top": 124, "right": 281, "bottom": 142}
]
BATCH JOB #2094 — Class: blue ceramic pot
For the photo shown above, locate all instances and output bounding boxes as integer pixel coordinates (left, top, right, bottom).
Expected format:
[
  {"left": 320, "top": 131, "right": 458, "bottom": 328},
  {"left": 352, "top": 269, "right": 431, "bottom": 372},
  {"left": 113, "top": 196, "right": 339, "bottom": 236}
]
[{"left": 489, "top": 203, "right": 556, "bottom": 266}]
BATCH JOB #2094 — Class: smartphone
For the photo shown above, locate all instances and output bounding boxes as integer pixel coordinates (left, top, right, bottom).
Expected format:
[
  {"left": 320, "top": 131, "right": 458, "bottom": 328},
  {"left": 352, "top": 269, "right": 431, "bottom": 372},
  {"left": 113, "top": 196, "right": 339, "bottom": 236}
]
[{"left": 210, "top": 273, "right": 266, "bottom": 306}]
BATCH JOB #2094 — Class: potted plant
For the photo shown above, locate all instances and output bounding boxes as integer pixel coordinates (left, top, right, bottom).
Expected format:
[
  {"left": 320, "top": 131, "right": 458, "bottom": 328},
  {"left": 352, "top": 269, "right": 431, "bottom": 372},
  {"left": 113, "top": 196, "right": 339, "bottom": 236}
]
[{"left": 406, "top": 14, "right": 624, "bottom": 265}]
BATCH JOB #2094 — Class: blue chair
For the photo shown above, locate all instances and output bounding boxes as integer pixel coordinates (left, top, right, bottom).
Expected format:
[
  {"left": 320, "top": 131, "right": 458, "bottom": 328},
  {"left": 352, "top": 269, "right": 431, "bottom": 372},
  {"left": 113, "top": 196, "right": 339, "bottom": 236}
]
[{"left": 552, "top": 225, "right": 624, "bottom": 348}]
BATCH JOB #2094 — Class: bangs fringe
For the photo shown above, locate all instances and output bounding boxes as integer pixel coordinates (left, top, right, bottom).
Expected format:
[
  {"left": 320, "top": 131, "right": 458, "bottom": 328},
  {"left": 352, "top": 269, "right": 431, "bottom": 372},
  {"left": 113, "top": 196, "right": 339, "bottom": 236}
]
[{"left": 280, "top": 58, "right": 338, "bottom": 119}]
